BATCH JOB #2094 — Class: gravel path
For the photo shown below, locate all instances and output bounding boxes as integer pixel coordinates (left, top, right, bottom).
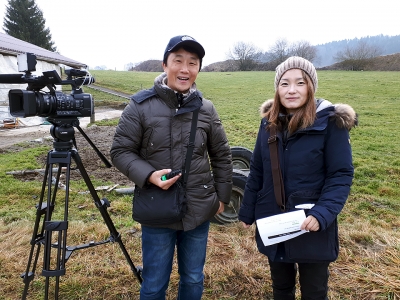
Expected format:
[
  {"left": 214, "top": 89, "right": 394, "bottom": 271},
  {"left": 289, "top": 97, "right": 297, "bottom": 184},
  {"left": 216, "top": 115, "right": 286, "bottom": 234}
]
[{"left": 0, "top": 107, "right": 122, "bottom": 148}]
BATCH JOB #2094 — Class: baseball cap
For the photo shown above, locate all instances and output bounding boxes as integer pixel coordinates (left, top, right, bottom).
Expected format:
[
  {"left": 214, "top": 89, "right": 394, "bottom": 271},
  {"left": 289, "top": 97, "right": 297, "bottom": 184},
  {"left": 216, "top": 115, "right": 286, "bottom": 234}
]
[{"left": 163, "top": 35, "right": 205, "bottom": 62}]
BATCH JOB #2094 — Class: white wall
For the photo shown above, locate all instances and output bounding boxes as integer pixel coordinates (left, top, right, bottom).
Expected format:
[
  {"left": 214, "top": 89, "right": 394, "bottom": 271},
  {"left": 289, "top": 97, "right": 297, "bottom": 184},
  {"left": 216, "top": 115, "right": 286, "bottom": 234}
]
[{"left": 0, "top": 54, "right": 61, "bottom": 103}]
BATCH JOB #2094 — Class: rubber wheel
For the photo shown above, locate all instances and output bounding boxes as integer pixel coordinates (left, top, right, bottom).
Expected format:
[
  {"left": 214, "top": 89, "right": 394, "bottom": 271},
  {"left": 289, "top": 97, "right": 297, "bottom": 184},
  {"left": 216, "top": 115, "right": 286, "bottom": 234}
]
[
  {"left": 212, "top": 169, "right": 248, "bottom": 224},
  {"left": 231, "top": 146, "right": 252, "bottom": 170}
]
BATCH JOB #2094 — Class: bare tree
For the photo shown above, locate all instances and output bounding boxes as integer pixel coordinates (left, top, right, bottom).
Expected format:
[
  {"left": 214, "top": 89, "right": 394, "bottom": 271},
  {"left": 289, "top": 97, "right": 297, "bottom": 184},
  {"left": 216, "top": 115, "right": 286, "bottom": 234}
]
[
  {"left": 334, "top": 40, "right": 382, "bottom": 70},
  {"left": 266, "top": 38, "right": 290, "bottom": 68},
  {"left": 227, "top": 41, "right": 260, "bottom": 71},
  {"left": 266, "top": 39, "right": 317, "bottom": 69},
  {"left": 94, "top": 65, "right": 108, "bottom": 70},
  {"left": 226, "top": 39, "right": 318, "bottom": 71},
  {"left": 289, "top": 40, "right": 317, "bottom": 62}
]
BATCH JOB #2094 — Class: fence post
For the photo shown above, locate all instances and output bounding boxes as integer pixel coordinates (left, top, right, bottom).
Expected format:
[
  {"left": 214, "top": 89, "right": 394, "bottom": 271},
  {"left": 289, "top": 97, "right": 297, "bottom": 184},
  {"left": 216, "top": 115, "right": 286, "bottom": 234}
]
[{"left": 90, "top": 97, "right": 95, "bottom": 124}]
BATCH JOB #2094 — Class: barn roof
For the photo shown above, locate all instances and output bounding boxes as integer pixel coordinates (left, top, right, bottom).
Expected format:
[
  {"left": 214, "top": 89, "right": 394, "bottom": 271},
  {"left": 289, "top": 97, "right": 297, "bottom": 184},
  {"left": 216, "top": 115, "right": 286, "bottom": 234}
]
[{"left": 0, "top": 32, "right": 87, "bottom": 69}]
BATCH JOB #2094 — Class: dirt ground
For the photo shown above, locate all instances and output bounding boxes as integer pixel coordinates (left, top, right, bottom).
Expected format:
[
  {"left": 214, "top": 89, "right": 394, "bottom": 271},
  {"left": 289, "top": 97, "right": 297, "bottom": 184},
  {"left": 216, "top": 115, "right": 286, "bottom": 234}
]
[{"left": 0, "top": 113, "right": 133, "bottom": 188}]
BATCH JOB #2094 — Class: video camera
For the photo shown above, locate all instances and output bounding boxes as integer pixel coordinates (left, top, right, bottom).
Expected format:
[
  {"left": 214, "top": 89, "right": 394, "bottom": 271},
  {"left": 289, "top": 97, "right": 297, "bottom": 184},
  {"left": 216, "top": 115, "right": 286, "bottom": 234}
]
[{"left": 0, "top": 53, "right": 94, "bottom": 118}]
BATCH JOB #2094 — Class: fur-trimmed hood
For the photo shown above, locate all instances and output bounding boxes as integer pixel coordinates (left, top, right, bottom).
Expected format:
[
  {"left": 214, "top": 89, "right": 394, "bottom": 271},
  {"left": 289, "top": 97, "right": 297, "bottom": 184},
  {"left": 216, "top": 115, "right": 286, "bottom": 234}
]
[{"left": 259, "top": 98, "right": 357, "bottom": 130}]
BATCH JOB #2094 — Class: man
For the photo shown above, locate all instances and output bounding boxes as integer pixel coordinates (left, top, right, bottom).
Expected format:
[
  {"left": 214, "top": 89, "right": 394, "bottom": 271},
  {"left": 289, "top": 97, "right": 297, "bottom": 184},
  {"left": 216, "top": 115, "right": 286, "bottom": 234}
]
[{"left": 110, "top": 35, "right": 232, "bottom": 299}]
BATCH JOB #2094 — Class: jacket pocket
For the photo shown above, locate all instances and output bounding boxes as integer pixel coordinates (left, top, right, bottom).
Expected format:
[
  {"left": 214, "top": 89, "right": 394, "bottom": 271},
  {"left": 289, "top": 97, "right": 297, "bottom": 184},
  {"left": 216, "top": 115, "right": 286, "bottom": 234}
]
[
  {"left": 284, "top": 190, "right": 339, "bottom": 262},
  {"left": 286, "top": 190, "right": 320, "bottom": 211},
  {"left": 187, "top": 184, "right": 219, "bottom": 220},
  {"left": 285, "top": 220, "right": 338, "bottom": 262}
]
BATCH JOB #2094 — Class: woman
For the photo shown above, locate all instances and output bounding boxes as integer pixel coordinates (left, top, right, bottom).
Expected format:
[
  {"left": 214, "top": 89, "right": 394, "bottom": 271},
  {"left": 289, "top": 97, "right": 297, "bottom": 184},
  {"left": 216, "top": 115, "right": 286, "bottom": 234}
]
[{"left": 238, "top": 56, "right": 357, "bottom": 299}]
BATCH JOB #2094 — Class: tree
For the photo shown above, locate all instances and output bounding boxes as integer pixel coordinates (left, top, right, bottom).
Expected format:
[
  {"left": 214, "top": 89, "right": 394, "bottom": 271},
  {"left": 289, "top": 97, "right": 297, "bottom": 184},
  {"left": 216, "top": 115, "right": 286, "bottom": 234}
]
[
  {"left": 267, "top": 38, "right": 290, "bottom": 67},
  {"left": 289, "top": 40, "right": 317, "bottom": 62},
  {"left": 334, "top": 40, "right": 382, "bottom": 70},
  {"left": 94, "top": 65, "right": 108, "bottom": 70},
  {"left": 227, "top": 41, "right": 260, "bottom": 71},
  {"left": 3, "top": 0, "right": 57, "bottom": 51},
  {"left": 124, "top": 62, "right": 135, "bottom": 71},
  {"left": 266, "top": 39, "right": 317, "bottom": 69}
]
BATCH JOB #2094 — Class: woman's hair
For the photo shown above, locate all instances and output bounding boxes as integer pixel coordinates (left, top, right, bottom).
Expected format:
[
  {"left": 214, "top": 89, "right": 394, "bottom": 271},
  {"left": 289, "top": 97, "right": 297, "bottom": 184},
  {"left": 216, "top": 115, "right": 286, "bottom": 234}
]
[{"left": 266, "top": 70, "right": 316, "bottom": 134}]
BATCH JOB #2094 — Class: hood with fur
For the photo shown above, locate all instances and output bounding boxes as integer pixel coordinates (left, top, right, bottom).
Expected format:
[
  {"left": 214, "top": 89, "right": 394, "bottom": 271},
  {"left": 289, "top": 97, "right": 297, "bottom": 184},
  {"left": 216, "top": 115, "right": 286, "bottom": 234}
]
[{"left": 259, "top": 98, "right": 357, "bottom": 130}]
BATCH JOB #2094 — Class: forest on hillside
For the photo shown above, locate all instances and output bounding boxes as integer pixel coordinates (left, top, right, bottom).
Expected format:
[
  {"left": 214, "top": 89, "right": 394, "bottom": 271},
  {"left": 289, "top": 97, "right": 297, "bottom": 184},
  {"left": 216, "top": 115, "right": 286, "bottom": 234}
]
[{"left": 313, "top": 34, "right": 400, "bottom": 67}]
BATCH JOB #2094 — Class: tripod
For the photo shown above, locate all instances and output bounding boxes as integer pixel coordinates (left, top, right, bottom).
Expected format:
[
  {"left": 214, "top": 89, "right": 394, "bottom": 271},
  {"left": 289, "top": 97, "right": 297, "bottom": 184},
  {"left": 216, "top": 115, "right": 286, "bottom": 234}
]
[{"left": 20, "top": 117, "right": 142, "bottom": 300}]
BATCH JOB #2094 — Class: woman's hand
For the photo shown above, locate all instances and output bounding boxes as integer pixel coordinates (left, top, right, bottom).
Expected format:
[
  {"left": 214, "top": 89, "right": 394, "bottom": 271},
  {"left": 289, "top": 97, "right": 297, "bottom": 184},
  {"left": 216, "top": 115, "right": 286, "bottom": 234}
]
[
  {"left": 301, "top": 215, "right": 320, "bottom": 231},
  {"left": 241, "top": 221, "right": 251, "bottom": 229}
]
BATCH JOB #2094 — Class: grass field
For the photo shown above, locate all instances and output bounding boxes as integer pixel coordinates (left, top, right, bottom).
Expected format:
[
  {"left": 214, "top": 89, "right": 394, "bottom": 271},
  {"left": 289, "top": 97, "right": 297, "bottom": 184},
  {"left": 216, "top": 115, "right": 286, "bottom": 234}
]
[{"left": 0, "top": 70, "right": 399, "bottom": 299}]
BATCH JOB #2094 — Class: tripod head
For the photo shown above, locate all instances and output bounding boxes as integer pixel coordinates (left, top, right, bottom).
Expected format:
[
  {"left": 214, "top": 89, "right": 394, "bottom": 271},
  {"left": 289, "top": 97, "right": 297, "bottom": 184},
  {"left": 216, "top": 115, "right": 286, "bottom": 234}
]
[{"left": 47, "top": 117, "right": 111, "bottom": 168}]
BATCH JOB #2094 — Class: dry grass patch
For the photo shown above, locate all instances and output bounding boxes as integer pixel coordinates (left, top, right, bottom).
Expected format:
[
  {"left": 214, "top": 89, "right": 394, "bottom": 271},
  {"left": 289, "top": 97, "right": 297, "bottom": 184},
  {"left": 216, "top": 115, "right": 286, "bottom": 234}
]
[{"left": 1, "top": 216, "right": 400, "bottom": 299}]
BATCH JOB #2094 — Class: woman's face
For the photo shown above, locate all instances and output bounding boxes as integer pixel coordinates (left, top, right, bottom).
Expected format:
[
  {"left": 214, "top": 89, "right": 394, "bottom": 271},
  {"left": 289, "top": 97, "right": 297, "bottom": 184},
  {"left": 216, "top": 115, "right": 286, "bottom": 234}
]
[{"left": 277, "top": 69, "right": 309, "bottom": 114}]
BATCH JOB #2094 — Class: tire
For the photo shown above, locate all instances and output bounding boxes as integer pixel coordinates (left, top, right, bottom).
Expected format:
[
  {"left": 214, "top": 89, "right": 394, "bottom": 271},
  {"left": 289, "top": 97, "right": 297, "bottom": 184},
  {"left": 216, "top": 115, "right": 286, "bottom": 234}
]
[
  {"left": 231, "top": 146, "right": 252, "bottom": 170},
  {"left": 212, "top": 169, "right": 248, "bottom": 224}
]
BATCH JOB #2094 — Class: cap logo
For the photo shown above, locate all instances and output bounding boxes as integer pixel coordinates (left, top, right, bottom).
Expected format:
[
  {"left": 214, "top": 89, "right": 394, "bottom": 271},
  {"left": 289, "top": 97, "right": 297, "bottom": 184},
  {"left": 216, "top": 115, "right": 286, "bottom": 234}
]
[{"left": 181, "top": 36, "right": 194, "bottom": 41}]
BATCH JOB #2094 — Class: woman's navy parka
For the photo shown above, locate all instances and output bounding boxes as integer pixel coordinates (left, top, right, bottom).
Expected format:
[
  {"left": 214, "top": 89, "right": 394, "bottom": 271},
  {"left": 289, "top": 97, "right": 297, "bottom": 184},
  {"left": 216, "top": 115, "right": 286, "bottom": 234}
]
[{"left": 238, "top": 99, "right": 357, "bottom": 262}]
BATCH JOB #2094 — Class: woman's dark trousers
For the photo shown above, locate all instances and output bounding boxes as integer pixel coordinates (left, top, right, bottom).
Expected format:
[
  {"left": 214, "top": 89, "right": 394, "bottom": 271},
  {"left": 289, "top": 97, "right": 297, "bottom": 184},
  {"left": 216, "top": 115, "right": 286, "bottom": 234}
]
[{"left": 268, "top": 260, "right": 330, "bottom": 300}]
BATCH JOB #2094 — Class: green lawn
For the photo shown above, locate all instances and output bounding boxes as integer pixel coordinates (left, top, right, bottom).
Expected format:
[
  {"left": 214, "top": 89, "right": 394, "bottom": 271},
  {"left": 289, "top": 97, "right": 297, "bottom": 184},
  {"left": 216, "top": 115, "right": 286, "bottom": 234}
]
[{"left": 1, "top": 70, "right": 399, "bottom": 299}]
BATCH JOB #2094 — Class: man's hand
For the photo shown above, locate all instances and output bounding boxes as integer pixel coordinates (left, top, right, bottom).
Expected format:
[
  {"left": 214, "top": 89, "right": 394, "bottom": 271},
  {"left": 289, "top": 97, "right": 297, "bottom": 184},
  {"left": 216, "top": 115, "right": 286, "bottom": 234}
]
[
  {"left": 148, "top": 169, "right": 181, "bottom": 190},
  {"left": 216, "top": 201, "right": 224, "bottom": 215},
  {"left": 301, "top": 215, "right": 320, "bottom": 231}
]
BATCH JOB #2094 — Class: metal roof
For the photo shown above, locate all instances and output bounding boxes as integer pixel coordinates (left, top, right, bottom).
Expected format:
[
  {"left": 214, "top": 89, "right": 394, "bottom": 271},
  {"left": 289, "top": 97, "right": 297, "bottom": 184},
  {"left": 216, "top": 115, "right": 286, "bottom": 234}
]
[{"left": 0, "top": 32, "right": 87, "bottom": 69}]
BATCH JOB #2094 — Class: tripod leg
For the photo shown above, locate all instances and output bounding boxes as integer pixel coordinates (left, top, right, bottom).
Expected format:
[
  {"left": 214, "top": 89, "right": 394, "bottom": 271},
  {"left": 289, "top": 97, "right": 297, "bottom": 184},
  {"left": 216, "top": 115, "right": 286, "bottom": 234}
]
[
  {"left": 23, "top": 150, "right": 72, "bottom": 299},
  {"left": 71, "top": 150, "right": 143, "bottom": 283},
  {"left": 41, "top": 152, "right": 73, "bottom": 299},
  {"left": 21, "top": 151, "right": 61, "bottom": 299}
]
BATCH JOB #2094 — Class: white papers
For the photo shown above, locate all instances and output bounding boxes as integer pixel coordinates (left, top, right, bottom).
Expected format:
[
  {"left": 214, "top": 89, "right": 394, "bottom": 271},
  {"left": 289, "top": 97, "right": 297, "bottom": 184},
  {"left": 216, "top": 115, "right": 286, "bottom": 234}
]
[
  {"left": 256, "top": 210, "right": 308, "bottom": 246},
  {"left": 295, "top": 203, "right": 315, "bottom": 209}
]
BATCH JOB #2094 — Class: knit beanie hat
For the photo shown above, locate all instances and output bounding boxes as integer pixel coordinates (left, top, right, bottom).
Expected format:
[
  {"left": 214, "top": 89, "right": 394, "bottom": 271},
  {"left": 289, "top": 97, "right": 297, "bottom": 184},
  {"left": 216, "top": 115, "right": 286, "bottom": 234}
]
[{"left": 274, "top": 56, "right": 318, "bottom": 92}]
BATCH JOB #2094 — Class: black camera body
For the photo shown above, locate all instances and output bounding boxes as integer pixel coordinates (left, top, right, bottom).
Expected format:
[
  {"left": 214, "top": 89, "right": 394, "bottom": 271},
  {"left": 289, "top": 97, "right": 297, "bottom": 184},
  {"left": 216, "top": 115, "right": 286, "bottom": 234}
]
[
  {"left": 9, "top": 89, "right": 93, "bottom": 118},
  {"left": 1, "top": 53, "right": 94, "bottom": 119}
]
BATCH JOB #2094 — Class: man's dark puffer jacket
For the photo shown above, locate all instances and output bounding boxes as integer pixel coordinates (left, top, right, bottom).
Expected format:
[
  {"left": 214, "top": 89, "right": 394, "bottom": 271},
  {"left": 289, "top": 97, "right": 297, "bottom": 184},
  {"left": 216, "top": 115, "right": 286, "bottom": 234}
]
[{"left": 111, "top": 73, "right": 233, "bottom": 231}]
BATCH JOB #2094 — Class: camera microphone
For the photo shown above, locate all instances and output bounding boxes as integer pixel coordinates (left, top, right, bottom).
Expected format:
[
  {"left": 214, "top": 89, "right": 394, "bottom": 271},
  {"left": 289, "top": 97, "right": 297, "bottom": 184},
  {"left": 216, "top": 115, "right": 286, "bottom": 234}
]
[
  {"left": 82, "top": 76, "right": 95, "bottom": 85},
  {"left": 0, "top": 74, "right": 25, "bottom": 84}
]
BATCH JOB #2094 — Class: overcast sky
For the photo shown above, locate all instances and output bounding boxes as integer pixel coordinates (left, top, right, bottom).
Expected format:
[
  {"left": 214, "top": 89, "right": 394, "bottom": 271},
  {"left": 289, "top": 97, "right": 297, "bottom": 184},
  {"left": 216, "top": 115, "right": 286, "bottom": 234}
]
[{"left": 1, "top": 0, "right": 398, "bottom": 70}]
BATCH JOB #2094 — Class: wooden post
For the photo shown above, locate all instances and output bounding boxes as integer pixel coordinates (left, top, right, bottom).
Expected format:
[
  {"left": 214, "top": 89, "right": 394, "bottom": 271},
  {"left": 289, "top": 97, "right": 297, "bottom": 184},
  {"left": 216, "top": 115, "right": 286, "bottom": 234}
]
[{"left": 90, "top": 97, "right": 95, "bottom": 124}]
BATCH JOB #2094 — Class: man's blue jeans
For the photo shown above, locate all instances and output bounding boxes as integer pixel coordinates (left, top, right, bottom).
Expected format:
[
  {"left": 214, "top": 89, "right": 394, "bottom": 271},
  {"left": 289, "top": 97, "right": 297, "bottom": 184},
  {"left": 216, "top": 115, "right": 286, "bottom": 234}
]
[{"left": 140, "top": 221, "right": 210, "bottom": 300}]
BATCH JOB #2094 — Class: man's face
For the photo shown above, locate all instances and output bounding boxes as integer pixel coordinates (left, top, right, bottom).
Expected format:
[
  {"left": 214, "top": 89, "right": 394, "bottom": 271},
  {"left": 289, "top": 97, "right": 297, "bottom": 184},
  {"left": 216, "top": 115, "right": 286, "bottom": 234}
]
[{"left": 163, "top": 48, "right": 200, "bottom": 93}]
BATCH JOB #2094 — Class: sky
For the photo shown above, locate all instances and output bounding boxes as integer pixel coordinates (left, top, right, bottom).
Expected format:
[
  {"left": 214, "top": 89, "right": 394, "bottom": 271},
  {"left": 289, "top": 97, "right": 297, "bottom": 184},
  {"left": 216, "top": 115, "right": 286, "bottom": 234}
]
[{"left": 0, "top": 0, "right": 399, "bottom": 70}]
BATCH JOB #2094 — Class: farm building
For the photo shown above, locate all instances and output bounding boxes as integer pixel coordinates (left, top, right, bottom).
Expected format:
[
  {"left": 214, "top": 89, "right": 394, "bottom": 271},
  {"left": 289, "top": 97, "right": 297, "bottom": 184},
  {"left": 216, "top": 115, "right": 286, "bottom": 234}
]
[{"left": 0, "top": 32, "right": 87, "bottom": 126}]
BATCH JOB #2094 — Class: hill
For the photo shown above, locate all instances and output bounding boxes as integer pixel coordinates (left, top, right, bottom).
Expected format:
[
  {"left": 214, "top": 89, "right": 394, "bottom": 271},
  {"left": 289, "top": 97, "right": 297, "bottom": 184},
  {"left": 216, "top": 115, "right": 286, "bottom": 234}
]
[
  {"left": 131, "top": 60, "right": 163, "bottom": 72},
  {"left": 354, "top": 53, "right": 400, "bottom": 71},
  {"left": 314, "top": 34, "right": 400, "bottom": 67},
  {"left": 320, "top": 53, "right": 400, "bottom": 71},
  {"left": 372, "top": 53, "right": 400, "bottom": 70}
]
